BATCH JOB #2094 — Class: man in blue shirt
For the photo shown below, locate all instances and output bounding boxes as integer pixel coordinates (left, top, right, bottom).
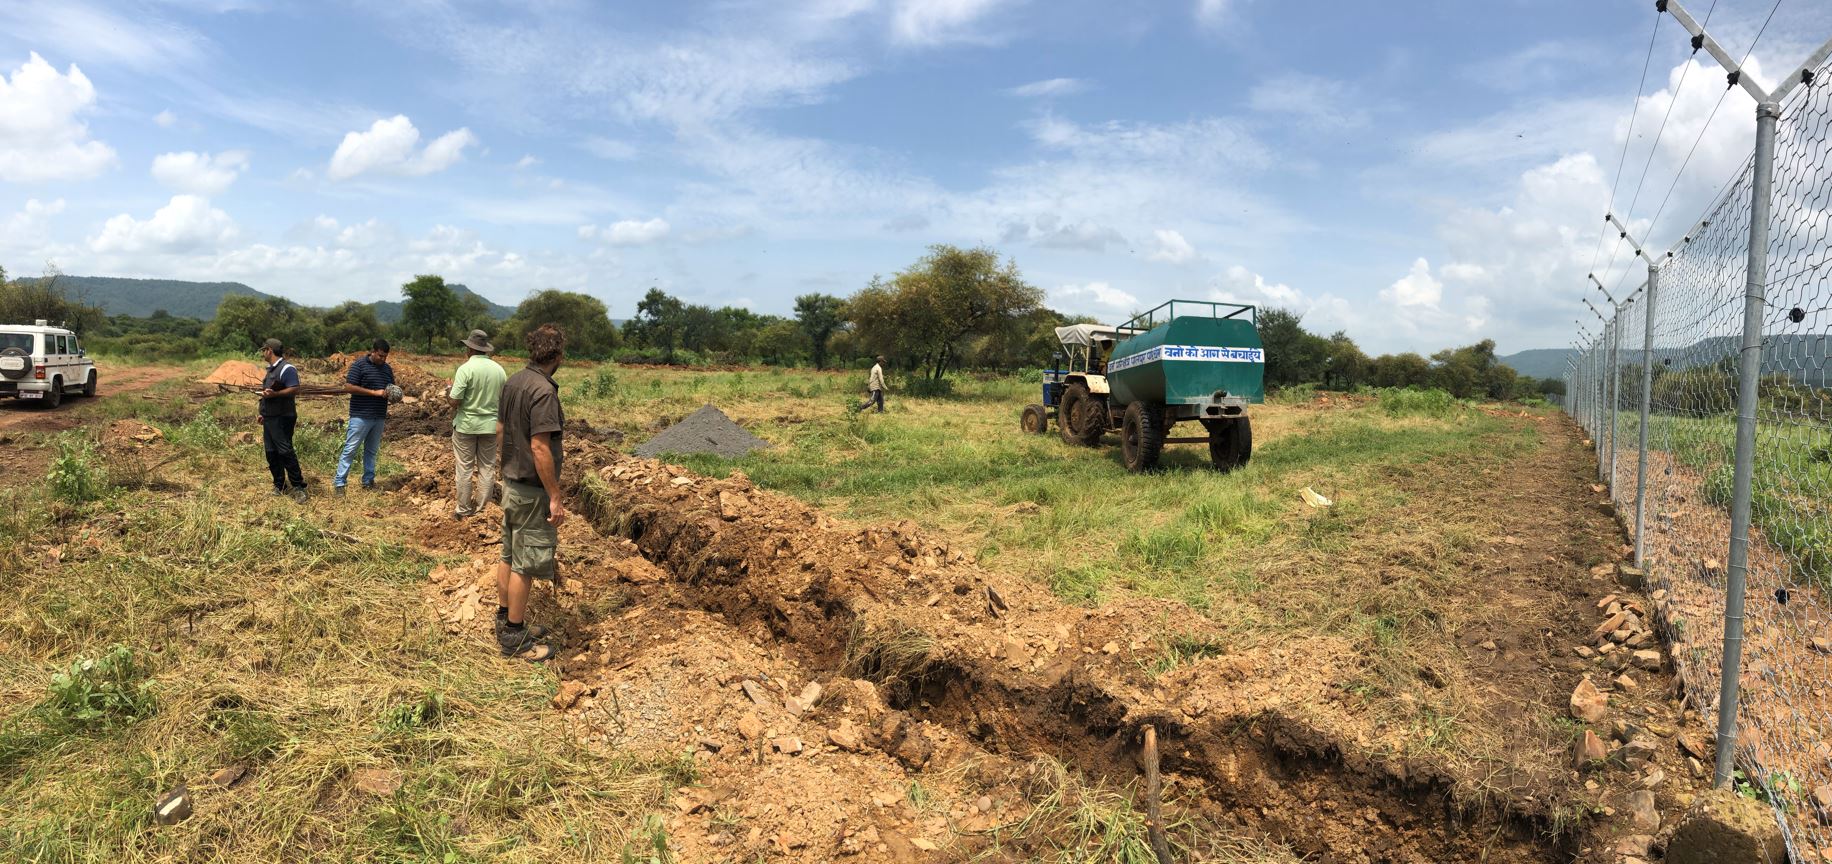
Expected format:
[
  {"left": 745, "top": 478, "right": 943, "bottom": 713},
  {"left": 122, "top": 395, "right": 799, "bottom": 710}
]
[
  {"left": 334, "top": 338, "right": 396, "bottom": 495},
  {"left": 258, "top": 338, "right": 307, "bottom": 501}
]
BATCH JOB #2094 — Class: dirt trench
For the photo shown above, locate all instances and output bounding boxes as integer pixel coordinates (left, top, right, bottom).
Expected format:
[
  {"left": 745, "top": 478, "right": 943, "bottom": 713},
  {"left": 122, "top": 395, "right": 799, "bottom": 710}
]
[{"left": 566, "top": 456, "right": 1572, "bottom": 863}]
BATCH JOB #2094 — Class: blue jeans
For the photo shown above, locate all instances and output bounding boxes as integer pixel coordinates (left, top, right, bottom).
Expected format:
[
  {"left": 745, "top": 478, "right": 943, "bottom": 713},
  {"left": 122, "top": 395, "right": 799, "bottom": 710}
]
[{"left": 334, "top": 416, "right": 385, "bottom": 488}]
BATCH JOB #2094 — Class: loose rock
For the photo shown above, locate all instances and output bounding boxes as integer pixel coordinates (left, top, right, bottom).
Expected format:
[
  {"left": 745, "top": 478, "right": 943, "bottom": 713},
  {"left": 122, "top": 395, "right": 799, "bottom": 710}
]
[
  {"left": 552, "top": 680, "right": 588, "bottom": 710},
  {"left": 1575, "top": 730, "right": 1608, "bottom": 767},
  {"left": 153, "top": 785, "right": 193, "bottom": 825},
  {"left": 1626, "top": 789, "right": 1660, "bottom": 830},
  {"left": 1631, "top": 650, "right": 1663, "bottom": 671},
  {"left": 1571, "top": 678, "right": 1609, "bottom": 723}
]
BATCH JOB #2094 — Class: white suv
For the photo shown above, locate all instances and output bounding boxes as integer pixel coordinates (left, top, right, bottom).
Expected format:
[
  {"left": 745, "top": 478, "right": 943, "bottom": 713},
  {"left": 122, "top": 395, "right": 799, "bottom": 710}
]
[{"left": 0, "top": 321, "right": 97, "bottom": 408}]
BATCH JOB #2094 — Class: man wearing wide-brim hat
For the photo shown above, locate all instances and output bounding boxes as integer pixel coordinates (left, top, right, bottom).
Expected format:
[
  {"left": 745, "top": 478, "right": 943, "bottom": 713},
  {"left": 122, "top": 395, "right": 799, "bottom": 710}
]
[{"left": 446, "top": 329, "right": 507, "bottom": 519}]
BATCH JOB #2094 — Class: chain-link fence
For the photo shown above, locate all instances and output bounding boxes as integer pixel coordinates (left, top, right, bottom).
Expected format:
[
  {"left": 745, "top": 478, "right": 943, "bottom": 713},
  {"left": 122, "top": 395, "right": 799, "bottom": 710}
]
[{"left": 1566, "top": 45, "right": 1832, "bottom": 860}]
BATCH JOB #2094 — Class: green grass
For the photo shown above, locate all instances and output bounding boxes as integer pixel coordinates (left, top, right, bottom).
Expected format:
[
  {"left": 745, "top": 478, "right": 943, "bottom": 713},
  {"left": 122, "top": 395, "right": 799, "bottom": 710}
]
[
  {"left": 1617, "top": 411, "right": 1832, "bottom": 586},
  {"left": 556, "top": 369, "right": 1543, "bottom": 659}
]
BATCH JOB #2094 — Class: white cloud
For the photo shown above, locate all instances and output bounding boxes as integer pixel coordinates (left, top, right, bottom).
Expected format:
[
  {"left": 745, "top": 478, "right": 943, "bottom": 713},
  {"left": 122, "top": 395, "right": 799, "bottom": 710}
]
[
  {"left": 0, "top": 53, "right": 117, "bottom": 182},
  {"left": 1213, "top": 264, "right": 1300, "bottom": 307},
  {"left": 0, "top": 2, "right": 207, "bottom": 74},
  {"left": 3, "top": 197, "right": 65, "bottom": 237},
  {"left": 588, "top": 217, "right": 671, "bottom": 246},
  {"left": 1247, "top": 73, "right": 1369, "bottom": 129},
  {"left": 514, "top": 154, "right": 539, "bottom": 169},
  {"left": 1009, "top": 78, "right": 1086, "bottom": 99},
  {"left": 891, "top": 0, "right": 1020, "bottom": 45},
  {"left": 1194, "top": 0, "right": 1231, "bottom": 29},
  {"left": 580, "top": 137, "right": 638, "bottom": 160},
  {"left": 1149, "top": 228, "right": 1196, "bottom": 263},
  {"left": 328, "top": 115, "right": 478, "bottom": 181},
  {"left": 1382, "top": 257, "right": 1442, "bottom": 308},
  {"left": 154, "top": 109, "right": 177, "bottom": 128},
  {"left": 151, "top": 150, "right": 250, "bottom": 195},
  {"left": 1052, "top": 282, "right": 1139, "bottom": 316},
  {"left": 90, "top": 194, "right": 238, "bottom": 254}
]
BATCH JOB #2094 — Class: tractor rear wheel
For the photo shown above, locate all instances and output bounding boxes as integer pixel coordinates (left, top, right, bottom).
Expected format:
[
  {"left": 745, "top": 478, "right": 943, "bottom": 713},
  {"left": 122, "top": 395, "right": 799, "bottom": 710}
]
[
  {"left": 1058, "top": 384, "right": 1092, "bottom": 446},
  {"left": 1206, "top": 417, "right": 1252, "bottom": 472},
  {"left": 1120, "top": 401, "right": 1165, "bottom": 473},
  {"left": 1072, "top": 394, "right": 1107, "bottom": 446},
  {"left": 1020, "top": 403, "right": 1048, "bottom": 435}
]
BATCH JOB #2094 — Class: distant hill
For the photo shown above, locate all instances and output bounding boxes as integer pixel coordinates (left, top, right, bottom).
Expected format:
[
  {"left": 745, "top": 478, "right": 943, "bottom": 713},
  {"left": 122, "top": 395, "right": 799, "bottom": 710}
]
[
  {"left": 371, "top": 284, "right": 517, "bottom": 323},
  {"left": 1502, "top": 337, "right": 1830, "bottom": 387},
  {"left": 51, "top": 276, "right": 270, "bottom": 319},
  {"left": 1498, "top": 348, "right": 1575, "bottom": 380},
  {"left": 40, "top": 276, "right": 516, "bottom": 322}
]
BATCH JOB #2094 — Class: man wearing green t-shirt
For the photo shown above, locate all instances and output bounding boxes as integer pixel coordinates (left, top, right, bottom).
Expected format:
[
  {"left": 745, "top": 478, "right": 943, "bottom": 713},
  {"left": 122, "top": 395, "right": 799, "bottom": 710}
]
[{"left": 446, "top": 330, "right": 508, "bottom": 518}]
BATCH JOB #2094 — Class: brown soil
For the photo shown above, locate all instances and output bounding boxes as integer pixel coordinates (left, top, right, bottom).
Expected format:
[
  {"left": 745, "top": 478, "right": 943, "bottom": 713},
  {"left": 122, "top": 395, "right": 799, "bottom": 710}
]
[
  {"left": 1620, "top": 445, "right": 1832, "bottom": 860},
  {"left": 0, "top": 364, "right": 190, "bottom": 482},
  {"left": 377, "top": 408, "right": 1720, "bottom": 863}
]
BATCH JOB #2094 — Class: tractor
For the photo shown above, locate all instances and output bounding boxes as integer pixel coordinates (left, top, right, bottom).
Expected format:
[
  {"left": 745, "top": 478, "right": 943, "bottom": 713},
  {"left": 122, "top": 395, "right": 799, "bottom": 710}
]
[{"left": 1020, "top": 300, "right": 1264, "bottom": 473}]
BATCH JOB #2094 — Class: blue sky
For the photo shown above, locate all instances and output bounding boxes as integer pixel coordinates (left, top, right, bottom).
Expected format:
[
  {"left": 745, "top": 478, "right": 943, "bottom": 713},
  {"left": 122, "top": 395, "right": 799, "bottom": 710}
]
[{"left": 2, "top": 0, "right": 1829, "bottom": 354}]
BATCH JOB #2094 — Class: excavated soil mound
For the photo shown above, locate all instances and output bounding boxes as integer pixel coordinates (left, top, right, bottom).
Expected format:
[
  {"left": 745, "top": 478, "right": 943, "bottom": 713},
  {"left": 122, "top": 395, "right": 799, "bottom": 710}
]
[
  {"left": 200, "top": 360, "right": 265, "bottom": 389},
  {"left": 566, "top": 457, "right": 1572, "bottom": 863},
  {"left": 633, "top": 404, "right": 769, "bottom": 459}
]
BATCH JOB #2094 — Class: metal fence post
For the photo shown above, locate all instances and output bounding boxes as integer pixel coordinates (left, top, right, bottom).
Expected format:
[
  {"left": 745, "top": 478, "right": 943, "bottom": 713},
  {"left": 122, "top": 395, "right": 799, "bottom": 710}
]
[
  {"left": 1713, "top": 100, "right": 1781, "bottom": 789},
  {"left": 1608, "top": 314, "right": 1621, "bottom": 490},
  {"left": 1634, "top": 262, "right": 1660, "bottom": 567}
]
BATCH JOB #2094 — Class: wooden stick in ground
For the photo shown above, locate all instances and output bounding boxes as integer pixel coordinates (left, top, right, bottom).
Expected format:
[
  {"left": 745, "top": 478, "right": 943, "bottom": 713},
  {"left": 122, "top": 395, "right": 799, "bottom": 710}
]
[{"left": 1141, "top": 724, "right": 1174, "bottom": 864}]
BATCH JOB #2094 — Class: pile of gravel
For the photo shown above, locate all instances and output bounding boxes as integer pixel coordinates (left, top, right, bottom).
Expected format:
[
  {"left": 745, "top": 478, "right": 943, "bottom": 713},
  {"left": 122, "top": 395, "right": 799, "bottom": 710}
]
[{"left": 634, "top": 404, "right": 771, "bottom": 459}]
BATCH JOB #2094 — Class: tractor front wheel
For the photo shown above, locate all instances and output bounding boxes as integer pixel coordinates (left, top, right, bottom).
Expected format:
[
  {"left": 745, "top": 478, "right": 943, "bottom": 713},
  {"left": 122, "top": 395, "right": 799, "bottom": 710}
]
[
  {"left": 1021, "top": 403, "right": 1048, "bottom": 435},
  {"left": 1120, "top": 401, "right": 1165, "bottom": 473},
  {"left": 1205, "top": 417, "right": 1252, "bottom": 472}
]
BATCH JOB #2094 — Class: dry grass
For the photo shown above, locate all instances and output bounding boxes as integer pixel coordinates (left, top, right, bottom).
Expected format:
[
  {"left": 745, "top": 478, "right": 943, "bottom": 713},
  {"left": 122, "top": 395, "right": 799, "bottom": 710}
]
[{"left": 0, "top": 436, "right": 675, "bottom": 862}]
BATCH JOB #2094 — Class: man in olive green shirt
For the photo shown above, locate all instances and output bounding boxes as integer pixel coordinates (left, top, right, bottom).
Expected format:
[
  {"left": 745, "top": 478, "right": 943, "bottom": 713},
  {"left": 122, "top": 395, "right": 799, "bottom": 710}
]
[{"left": 447, "top": 330, "right": 507, "bottom": 518}]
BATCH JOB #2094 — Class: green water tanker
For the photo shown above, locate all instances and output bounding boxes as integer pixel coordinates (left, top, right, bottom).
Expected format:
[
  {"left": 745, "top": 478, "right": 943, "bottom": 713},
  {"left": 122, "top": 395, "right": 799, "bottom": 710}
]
[{"left": 1020, "top": 300, "right": 1264, "bottom": 473}]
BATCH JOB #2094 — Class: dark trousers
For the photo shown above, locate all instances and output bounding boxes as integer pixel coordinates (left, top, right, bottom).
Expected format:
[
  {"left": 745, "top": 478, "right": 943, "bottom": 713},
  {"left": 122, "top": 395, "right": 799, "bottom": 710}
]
[
  {"left": 263, "top": 415, "right": 306, "bottom": 490},
  {"left": 857, "top": 389, "right": 883, "bottom": 413}
]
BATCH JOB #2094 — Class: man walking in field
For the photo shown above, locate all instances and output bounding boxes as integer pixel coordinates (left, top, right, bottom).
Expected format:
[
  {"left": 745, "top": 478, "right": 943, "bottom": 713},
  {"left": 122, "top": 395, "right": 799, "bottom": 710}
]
[
  {"left": 334, "top": 338, "right": 397, "bottom": 496},
  {"left": 447, "top": 329, "right": 506, "bottom": 519},
  {"left": 494, "top": 323, "right": 567, "bottom": 662},
  {"left": 258, "top": 338, "right": 307, "bottom": 501},
  {"left": 855, "top": 354, "right": 886, "bottom": 413}
]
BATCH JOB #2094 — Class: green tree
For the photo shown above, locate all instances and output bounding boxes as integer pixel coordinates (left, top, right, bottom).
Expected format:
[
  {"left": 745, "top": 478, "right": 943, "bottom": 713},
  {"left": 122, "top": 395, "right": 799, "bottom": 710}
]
[
  {"left": 399, "top": 274, "right": 462, "bottom": 353},
  {"left": 752, "top": 319, "right": 810, "bottom": 366},
  {"left": 504, "top": 290, "right": 620, "bottom": 359},
  {"left": 794, "top": 293, "right": 847, "bottom": 369},
  {"left": 321, "top": 301, "right": 382, "bottom": 353},
  {"left": 1323, "top": 331, "right": 1369, "bottom": 390},
  {"left": 0, "top": 270, "right": 105, "bottom": 333},
  {"left": 1367, "top": 352, "right": 1427, "bottom": 388},
  {"left": 624, "top": 288, "right": 687, "bottom": 362},
  {"left": 206, "top": 295, "right": 324, "bottom": 354},
  {"left": 1256, "top": 308, "right": 1330, "bottom": 389},
  {"left": 847, "top": 244, "right": 1042, "bottom": 382}
]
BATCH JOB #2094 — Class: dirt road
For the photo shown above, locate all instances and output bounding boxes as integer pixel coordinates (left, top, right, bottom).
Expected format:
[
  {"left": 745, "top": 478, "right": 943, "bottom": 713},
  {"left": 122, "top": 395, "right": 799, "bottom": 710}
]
[
  {"left": 0, "top": 364, "right": 190, "bottom": 482},
  {"left": 0, "top": 364, "right": 188, "bottom": 433}
]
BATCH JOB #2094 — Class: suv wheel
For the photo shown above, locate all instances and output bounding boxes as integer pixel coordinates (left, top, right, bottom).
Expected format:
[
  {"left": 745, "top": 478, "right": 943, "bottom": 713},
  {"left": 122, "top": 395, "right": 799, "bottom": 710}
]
[
  {"left": 82, "top": 371, "right": 97, "bottom": 398},
  {"left": 44, "top": 377, "right": 62, "bottom": 409}
]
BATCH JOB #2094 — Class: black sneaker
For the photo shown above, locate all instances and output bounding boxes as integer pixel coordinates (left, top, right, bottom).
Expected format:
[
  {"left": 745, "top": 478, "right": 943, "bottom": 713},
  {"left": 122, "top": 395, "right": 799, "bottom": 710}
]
[
  {"left": 333, "top": 486, "right": 346, "bottom": 499},
  {"left": 290, "top": 487, "right": 308, "bottom": 503},
  {"left": 271, "top": 487, "right": 288, "bottom": 496},
  {"left": 493, "top": 611, "right": 547, "bottom": 640},
  {"left": 497, "top": 628, "right": 551, "bottom": 661}
]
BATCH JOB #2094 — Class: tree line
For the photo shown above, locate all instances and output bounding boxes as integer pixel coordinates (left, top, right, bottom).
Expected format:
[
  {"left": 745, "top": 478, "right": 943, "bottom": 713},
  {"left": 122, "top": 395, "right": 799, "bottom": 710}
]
[{"left": 2, "top": 250, "right": 1565, "bottom": 401}]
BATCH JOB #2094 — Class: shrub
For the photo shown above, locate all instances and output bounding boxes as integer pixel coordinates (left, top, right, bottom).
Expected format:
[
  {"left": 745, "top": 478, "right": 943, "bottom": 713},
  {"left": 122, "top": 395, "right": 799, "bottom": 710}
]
[
  {"left": 903, "top": 377, "right": 954, "bottom": 398},
  {"left": 1376, "top": 387, "right": 1459, "bottom": 418},
  {"left": 47, "top": 436, "right": 110, "bottom": 504},
  {"left": 44, "top": 645, "right": 157, "bottom": 731}
]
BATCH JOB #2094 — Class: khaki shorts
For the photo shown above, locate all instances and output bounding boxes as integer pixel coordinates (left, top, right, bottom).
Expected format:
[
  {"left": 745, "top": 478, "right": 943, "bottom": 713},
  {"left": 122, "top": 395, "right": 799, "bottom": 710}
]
[{"left": 500, "top": 479, "right": 557, "bottom": 580}]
